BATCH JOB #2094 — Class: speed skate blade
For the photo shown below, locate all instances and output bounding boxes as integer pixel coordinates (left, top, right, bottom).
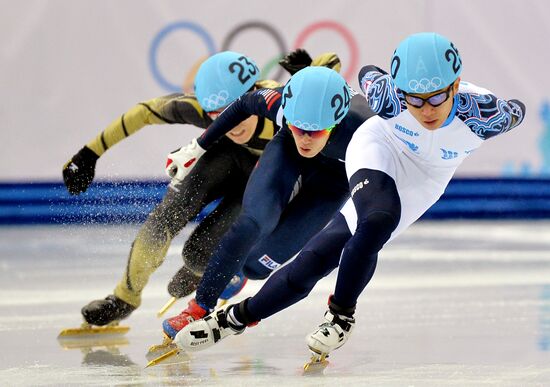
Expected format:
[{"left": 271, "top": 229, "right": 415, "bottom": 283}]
[
  {"left": 58, "top": 323, "right": 130, "bottom": 338},
  {"left": 146, "top": 337, "right": 190, "bottom": 366},
  {"left": 57, "top": 323, "right": 130, "bottom": 349},
  {"left": 145, "top": 348, "right": 180, "bottom": 368},
  {"left": 157, "top": 297, "right": 177, "bottom": 317},
  {"left": 146, "top": 342, "right": 178, "bottom": 361},
  {"left": 303, "top": 352, "right": 329, "bottom": 374},
  {"left": 146, "top": 333, "right": 185, "bottom": 361}
]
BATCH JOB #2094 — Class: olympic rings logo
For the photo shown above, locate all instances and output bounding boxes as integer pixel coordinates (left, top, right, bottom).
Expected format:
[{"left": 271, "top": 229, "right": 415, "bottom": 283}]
[
  {"left": 201, "top": 90, "right": 230, "bottom": 111},
  {"left": 292, "top": 121, "right": 322, "bottom": 131},
  {"left": 149, "top": 20, "right": 360, "bottom": 93},
  {"left": 408, "top": 77, "right": 443, "bottom": 93}
]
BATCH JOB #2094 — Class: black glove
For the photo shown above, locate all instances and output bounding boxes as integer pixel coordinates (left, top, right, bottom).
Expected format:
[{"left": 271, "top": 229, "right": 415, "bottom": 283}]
[
  {"left": 279, "top": 48, "right": 313, "bottom": 75},
  {"left": 62, "top": 146, "right": 99, "bottom": 195}
]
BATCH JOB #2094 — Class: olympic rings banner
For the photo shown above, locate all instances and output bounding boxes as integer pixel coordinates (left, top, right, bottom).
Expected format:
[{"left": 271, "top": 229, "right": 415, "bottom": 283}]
[
  {"left": 149, "top": 19, "right": 360, "bottom": 93},
  {"left": 2, "top": 0, "right": 550, "bottom": 181}
]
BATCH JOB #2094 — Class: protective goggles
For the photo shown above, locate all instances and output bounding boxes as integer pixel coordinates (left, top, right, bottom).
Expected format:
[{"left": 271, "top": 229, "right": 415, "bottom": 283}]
[
  {"left": 206, "top": 107, "right": 226, "bottom": 120},
  {"left": 287, "top": 122, "right": 335, "bottom": 138},
  {"left": 403, "top": 84, "right": 453, "bottom": 108}
]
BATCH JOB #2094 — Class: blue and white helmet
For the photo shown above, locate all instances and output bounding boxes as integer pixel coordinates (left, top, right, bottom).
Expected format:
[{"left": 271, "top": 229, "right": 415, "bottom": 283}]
[
  {"left": 194, "top": 51, "right": 260, "bottom": 112},
  {"left": 391, "top": 32, "right": 462, "bottom": 94},
  {"left": 282, "top": 66, "right": 351, "bottom": 131}
]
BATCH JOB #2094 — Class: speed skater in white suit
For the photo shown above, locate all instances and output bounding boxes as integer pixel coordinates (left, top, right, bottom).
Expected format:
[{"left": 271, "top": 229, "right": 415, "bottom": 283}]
[{"left": 171, "top": 32, "right": 527, "bottom": 361}]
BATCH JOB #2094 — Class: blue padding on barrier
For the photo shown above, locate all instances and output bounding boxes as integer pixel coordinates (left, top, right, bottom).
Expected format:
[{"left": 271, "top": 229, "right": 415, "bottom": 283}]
[
  {"left": 1, "top": 179, "right": 550, "bottom": 224},
  {"left": 0, "top": 181, "right": 220, "bottom": 225}
]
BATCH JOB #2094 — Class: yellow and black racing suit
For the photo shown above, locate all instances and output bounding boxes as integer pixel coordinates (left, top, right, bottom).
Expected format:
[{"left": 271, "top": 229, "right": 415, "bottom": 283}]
[
  {"left": 68, "top": 51, "right": 342, "bottom": 315},
  {"left": 82, "top": 80, "right": 279, "bottom": 308}
]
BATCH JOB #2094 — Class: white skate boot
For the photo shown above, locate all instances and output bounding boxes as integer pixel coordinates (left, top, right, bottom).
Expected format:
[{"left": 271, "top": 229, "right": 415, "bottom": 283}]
[
  {"left": 174, "top": 304, "right": 245, "bottom": 352},
  {"left": 304, "top": 307, "right": 355, "bottom": 370}
]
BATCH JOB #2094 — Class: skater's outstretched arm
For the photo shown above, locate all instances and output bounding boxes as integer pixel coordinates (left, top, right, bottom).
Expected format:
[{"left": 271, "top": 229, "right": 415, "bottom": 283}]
[{"left": 62, "top": 93, "right": 214, "bottom": 195}]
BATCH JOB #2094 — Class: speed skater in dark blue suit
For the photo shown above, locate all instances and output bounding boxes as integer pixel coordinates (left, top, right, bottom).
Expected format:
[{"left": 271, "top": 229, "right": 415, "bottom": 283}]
[{"left": 161, "top": 66, "right": 375, "bottom": 339}]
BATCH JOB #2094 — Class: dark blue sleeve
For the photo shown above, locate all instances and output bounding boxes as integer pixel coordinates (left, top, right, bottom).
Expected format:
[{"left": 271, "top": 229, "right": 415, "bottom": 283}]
[
  {"left": 358, "top": 65, "right": 405, "bottom": 120},
  {"left": 197, "top": 87, "right": 284, "bottom": 149}
]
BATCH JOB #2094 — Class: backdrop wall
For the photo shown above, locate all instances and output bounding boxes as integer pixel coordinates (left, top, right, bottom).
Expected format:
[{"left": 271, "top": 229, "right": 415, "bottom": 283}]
[{"left": 2, "top": 0, "right": 549, "bottom": 182}]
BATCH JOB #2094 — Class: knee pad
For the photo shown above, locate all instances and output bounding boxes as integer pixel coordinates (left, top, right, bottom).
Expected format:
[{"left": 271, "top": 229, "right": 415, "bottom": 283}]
[
  {"left": 354, "top": 211, "right": 398, "bottom": 255},
  {"left": 233, "top": 214, "right": 263, "bottom": 240}
]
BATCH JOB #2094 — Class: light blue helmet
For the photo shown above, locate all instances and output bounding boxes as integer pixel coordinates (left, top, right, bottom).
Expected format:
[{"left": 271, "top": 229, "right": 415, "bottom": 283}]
[
  {"left": 282, "top": 66, "right": 350, "bottom": 131},
  {"left": 194, "top": 51, "right": 260, "bottom": 112},
  {"left": 391, "top": 32, "right": 462, "bottom": 94}
]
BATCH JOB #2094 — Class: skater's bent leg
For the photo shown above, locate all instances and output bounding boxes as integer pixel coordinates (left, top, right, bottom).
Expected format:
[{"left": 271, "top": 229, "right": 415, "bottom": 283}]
[
  {"left": 242, "top": 214, "right": 352, "bottom": 322},
  {"left": 182, "top": 195, "right": 242, "bottom": 275},
  {"left": 113, "top": 166, "right": 219, "bottom": 307},
  {"left": 113, "top": 143, "right": 247, "bottom": 307},
  {"left": 195, "top": 137, "right": 302, "bottom": 310},
  {"left": 169, "top": 142, "right": 257, "bottom": 298},
  {"left": 168, "top": 195, "right": 242, "bottom": 298},
  {"left": 194, "top": 213, "right": 265, "bottom": 309},
  {"left": 113, "top": 187, "right": 188, "bottom": 307},
  {"left": 243, "top": 167, "right": 349, "bottom": 280},
  {"left": 333, "top": 169, "right": 401, "bottom": 309}
]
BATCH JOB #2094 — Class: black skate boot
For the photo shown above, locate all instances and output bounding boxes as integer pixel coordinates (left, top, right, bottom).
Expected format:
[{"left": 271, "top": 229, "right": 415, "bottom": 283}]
[
  {"left": 167, "top": 266, "right": 202, "bottom": 298},
  {"left": 81, "top": 295, "right": 136, "bottom": 326}
]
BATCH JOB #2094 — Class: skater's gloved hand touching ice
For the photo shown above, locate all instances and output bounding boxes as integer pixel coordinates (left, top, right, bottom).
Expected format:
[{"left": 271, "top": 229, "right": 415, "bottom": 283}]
[
  {"left": 165, "top": 138, "right": 206, "bottom": 183},
  {"left": 62, "top": 146, "right": 99, "bottom": 195}
]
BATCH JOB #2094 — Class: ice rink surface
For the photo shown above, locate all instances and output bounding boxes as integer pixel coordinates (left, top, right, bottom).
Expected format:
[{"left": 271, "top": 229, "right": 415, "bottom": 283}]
[{"left": 1, "top": 221, "right": 550, "bottom": 386}]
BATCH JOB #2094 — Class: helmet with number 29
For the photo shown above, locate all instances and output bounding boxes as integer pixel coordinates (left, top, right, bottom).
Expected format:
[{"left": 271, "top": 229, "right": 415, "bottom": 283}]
[{"left": 391, "top": 32, "right": 462, "bottom": 94}]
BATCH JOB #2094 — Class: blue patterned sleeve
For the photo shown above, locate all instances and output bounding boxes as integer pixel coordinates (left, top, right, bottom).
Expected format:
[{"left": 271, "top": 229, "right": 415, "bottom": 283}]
[
  {"left": 358, "top": 65, "right": 405, "bottom": 119},
  {"left": 456, "top": 89, "right": 526, "bottom": 140}
]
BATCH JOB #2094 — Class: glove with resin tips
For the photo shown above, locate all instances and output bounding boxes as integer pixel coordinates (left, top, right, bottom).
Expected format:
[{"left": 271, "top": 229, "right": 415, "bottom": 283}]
[{"left": 165, "top": 138, "right": 206, "bottom": 182}]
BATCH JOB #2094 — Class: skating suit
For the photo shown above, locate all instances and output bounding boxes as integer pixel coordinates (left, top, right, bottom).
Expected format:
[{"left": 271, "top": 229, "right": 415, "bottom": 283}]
[
  {"left": 243, "top": 67, "right": 526, "bottom": 321},
  {"left": 194, "top": 86, "right": 376, "bottom": 310},
  {"left": 98, "top": 81, "right": 283, "bottom": 308},
  {"left": 341, "top": 66, "right": 526, "bottom": 239}
]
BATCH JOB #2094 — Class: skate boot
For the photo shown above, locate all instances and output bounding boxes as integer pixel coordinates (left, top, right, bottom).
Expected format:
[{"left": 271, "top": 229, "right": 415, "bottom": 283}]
[
  {"left": 162, "top": 298, "right": 208, "bottom": 339},
  {"left": 304, "top": 297, "right": 355, "bottom": 370},
  {"left": 218, "top": 270, "right": 248, "bottom": 305},
  {"left": 81, "top": 295, "right": 136, "bottom": 326},
  {"left": 174, "top": 303, "right": 245, "bottom": 352}
]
